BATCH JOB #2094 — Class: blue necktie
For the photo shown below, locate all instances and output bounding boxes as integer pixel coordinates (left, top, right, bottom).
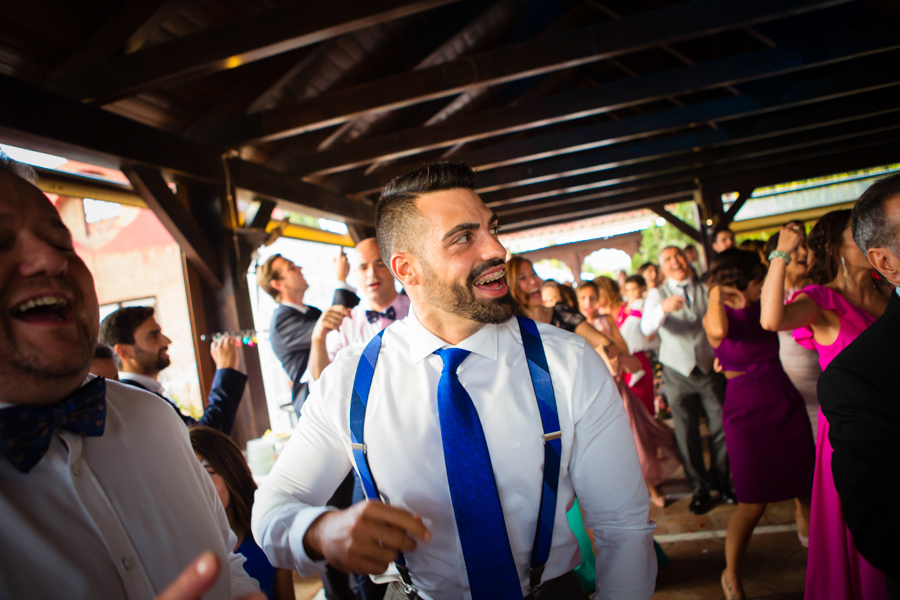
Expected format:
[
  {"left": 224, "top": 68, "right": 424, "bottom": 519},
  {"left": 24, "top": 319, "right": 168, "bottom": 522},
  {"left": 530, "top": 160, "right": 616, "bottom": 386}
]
[
  {"left": 0, "top": 377, "right": 107, "bottom": 473},
  {"left": 434, "top": 348, "right": 522, "bottom": 600}
]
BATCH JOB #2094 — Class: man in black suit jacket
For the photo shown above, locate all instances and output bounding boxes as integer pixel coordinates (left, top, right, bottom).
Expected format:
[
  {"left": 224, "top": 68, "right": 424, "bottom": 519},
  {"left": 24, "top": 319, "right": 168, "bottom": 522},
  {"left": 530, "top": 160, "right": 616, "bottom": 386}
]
[
  {"left": 819, "top": 172, "right": 900, "bottom": 599},
  {"left": 99, "top": 306, "right": 246, "bottom": 435}
]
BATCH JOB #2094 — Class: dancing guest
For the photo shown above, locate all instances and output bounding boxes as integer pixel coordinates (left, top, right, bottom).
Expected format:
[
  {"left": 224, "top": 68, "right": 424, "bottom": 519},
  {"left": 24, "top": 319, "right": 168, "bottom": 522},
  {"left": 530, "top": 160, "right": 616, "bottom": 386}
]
[
  {"left": 576, "top": 279, "right": 629, "bottom": 354},
  {"left": 253, "top": 163, "right": 656, "bottom": 599},
  {"left": 541, "top": 279, "right": 565, "bottom": 307},
  {"left": 638, "top": 262, "right": 661, "bottom": 291},
  {"left": 605, "top": 342, "right": 680, "bottom": 509},
  {"left": 594, "top": 277, "right": 656, "bottom": 416},
  {"left": 761, "top": 210, "right": 888, "bottom": 600},
  {"left": 818, "top": 173, "right": 900, "bottom": 599},
  {"left": 190, "top": 427, "right": 295, "bottom": 600},
  {"left": 507, "top": 258, "right": 613, "bottom": 355},
  {"left": 764, "top": 225, "right": 820, "bottom": 432},
  {"left": 704, "top": 249, "right": 814, "bottom": 600},
  {"left": 641, "top": 246, "right": 732, "bottom": 514}
]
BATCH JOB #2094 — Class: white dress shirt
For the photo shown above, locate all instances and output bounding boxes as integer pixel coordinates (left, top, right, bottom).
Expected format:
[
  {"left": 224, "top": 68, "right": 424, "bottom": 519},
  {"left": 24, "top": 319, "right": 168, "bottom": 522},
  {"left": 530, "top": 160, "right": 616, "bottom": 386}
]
[
  {"left": 253, "top": 311, "right": 656, "bottom": 600},
  {"left": 619, "top": 300, "right": 659, "bottom": 355},
  {"left": 640, "top": 278, "right": 691, "bottom": 337},
  {"left": 118, "top": 371, "right": 165, "bottom": 395},
  {"left": 325, "top": 293, "right": 411, "bottom": 361},
  {"left": 0, "top": 377, "right": 259, "bottom": 600},
  {"left": 281, "top": 300, "right": 309, "bottom": 314}
]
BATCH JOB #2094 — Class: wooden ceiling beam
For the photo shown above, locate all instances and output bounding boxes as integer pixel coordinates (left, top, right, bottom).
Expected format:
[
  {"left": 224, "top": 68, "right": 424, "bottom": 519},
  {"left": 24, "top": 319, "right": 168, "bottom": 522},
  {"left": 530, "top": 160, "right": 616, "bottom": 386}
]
[
  {"left": 0, "top": 73, "right": 373, "bottom": 225},
  {"left": 43, "top": 0, "right": 188, "bottom": 81},
  {"left": 123, "top": 164, "right": 223, "bottom": 289},
  {"left": 197, "top": 0, "right": 857, "bottom": 148},
  {"left": 43, "top": 0, "right": 462, "bottom": 104},
  {"left": 473, "top": 75, "right": 900, "bottom": 194},
  {"left": 315, "top": 18, "right": 900, "bottom": 188},
  {"left": 650, "top": 204, "right": 703, "bottom": 243},
  {"left": 483, "top": 110, "right": 900, "bottom": 213}
]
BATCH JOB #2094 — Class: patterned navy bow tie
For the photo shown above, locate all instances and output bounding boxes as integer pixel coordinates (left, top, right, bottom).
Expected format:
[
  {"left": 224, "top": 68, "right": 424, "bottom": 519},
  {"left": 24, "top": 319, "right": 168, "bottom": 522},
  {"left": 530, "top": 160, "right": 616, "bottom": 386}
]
[
  {"left": 365, "top": 306, "right": 396, "bottom": 324},
  {"left": 0, "top": 377, "right": 107, "bottom": 474}
]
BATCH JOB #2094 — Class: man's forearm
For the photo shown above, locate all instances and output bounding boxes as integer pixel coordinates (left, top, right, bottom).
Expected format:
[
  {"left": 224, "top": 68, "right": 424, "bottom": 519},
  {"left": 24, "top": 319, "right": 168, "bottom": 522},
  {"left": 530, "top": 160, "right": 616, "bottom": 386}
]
[{"left": 309, "top": 337, "right": 332, "bottom": 381}]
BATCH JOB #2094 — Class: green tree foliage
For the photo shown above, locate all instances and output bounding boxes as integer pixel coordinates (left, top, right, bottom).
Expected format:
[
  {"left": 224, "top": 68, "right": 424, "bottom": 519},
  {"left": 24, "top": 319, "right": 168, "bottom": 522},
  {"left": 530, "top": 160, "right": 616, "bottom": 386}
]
[{"left": 630, "top": 202, "right": 701, "bottom": 272}]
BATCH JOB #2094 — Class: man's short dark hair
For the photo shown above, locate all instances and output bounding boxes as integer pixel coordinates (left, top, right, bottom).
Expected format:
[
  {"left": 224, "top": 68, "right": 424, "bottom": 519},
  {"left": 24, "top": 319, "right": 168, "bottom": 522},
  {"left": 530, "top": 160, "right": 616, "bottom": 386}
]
[
  {"left": 625, "top": 275, "right": 647, "bottom": 288},
  {"left": 376, "top": 162, "right": 476, "bottom": 276},
  {"left": 99, "top": 306, "right": 156, "bottom": 346},
  {"left": 852, "top": 172, "right": 900, "bottom": 255},
  {"left": 94, "top": 343, "right": 120, "bottom": 368}
]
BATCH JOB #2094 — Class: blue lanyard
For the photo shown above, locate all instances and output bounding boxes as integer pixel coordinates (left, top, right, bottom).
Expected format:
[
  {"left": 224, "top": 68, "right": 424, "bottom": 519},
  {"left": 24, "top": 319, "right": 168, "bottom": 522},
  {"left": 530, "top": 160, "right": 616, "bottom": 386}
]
[{"left": 348, "top": 316, "right": 561, "bottom": 591}]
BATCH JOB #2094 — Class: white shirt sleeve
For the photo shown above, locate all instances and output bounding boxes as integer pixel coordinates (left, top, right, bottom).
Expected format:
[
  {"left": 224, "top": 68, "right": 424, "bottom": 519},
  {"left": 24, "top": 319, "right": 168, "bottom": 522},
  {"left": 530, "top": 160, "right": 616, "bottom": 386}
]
[
  {"left": 640, "top": 287, "right": 666, "bottom": 337},
  {"left": 569, "top": 346, "right": 657, "bottom": 599},
  {"left": 252, "top": 358, "right": 355, "bottom": 575}
]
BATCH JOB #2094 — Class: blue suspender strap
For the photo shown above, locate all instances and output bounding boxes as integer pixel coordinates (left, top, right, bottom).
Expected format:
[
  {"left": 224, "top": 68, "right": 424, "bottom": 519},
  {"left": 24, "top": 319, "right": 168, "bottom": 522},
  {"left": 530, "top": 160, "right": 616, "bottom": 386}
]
[
  {"left": 349, "top": 319, "right": 561, "bottom": 593},
  {"left": 349, "top": 330, "right": 415, "bottom": 588},
  {"left": 516, "top": 316, "right": 562, "bottom": 590}
]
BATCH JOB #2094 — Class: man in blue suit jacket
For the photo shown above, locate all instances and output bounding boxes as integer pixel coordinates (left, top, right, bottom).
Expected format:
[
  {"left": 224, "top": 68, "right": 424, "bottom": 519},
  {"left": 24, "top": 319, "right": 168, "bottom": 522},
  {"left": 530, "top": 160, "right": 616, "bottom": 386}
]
[{"left": 99, "top": 306, "right": 246, "bottom": 435}]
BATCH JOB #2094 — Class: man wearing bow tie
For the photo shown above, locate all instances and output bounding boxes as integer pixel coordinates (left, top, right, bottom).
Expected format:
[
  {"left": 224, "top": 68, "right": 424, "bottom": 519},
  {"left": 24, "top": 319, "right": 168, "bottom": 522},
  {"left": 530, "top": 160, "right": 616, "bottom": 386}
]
[
  {"left": 309, "top": 237, "right": 410, "bottom": 381},
  {"left": 0, "top": 156, "right": 260, "bottom": 599}
]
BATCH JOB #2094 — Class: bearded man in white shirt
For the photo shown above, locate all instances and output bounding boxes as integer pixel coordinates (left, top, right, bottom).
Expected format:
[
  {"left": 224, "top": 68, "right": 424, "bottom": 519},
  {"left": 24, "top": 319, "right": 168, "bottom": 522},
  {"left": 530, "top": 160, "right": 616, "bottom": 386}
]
[
  {"left": 253, "top": 162, "right": 656, "bottom": 600},
  {"left": 0, "top": 156, "right": 261, "bottom": 600}
]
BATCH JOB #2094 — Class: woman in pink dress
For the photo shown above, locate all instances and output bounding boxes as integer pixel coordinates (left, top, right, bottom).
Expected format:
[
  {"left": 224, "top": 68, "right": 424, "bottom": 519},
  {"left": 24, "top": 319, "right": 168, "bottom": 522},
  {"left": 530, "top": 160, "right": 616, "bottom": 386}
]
[{"left": 761, "top": 211, "right": 889, "bottom": 600}]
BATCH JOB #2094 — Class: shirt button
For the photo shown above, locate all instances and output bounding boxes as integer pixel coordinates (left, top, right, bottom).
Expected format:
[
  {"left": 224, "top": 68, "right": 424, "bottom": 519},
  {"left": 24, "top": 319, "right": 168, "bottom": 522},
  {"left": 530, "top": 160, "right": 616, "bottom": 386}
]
[{"left": 122, "top": 556, "right": 134, "bottom": 570}]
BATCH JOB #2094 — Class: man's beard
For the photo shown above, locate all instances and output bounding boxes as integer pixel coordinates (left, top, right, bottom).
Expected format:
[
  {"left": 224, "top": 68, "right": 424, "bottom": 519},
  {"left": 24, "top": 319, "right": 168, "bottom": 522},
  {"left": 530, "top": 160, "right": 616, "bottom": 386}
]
[
  {"left": 421, "top": 257, "right": 516, "bottom": 324},
  {"left": 135, "top": 347, "right": 170, "bottom": 373}
]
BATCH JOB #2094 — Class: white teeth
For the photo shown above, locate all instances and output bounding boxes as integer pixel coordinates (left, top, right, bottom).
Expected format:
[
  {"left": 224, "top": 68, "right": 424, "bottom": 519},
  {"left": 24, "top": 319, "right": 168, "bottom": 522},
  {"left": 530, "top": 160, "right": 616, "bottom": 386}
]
[
  {"left": 475, "top": 269, "right": 506, "bottom": 286},
  {"left": 14, "top": 296, "right": 68, "bottom": 313}
]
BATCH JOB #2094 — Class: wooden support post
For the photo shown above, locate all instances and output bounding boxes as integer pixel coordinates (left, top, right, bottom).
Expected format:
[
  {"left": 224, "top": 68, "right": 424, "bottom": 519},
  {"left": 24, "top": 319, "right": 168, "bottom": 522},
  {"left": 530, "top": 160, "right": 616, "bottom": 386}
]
[{"left": 181, "top": 181, "right": 271, "bottom": 447}]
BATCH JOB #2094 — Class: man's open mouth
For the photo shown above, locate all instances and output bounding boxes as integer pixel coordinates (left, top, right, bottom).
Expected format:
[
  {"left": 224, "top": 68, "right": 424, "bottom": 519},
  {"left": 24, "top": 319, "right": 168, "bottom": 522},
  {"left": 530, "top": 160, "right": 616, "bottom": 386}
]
[
  {"left": 473, "top": 267, "right": 507, "bottom": 291},
  {"left": 11, "top": 295, "right": 73, "bottom": 324}
]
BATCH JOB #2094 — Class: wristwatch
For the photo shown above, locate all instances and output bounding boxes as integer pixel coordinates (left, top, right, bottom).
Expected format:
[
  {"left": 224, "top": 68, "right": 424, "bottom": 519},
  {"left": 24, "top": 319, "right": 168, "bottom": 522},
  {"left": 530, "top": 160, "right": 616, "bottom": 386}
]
[{"left": 768, "top": 250, "right": 792, "bottom": 265}]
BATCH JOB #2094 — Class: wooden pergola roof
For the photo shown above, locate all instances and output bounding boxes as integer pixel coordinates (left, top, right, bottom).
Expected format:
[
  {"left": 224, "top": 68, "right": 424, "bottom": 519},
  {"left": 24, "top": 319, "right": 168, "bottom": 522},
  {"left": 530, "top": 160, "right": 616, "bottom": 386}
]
[
  {"left": 3, "top": 0, "right": 900, "bottom": 249},
  {"left": 3, "top": 0, "right": 898, "bottom": 442}
]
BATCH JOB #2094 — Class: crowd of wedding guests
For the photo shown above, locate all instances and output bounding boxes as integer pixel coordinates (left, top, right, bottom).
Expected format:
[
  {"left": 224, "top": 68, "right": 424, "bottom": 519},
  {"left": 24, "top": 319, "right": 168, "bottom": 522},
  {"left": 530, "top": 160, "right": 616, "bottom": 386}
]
[{"left": 3, "top": 149, "right": 900, "bottom": 600}]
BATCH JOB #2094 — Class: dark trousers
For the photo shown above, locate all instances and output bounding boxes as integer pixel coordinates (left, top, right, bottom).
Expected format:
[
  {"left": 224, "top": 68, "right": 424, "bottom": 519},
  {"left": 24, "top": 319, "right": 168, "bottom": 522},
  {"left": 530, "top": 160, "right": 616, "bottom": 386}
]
[
  {"left": 322, "top": 473, "right": 358, "bottom": 600},
  {"left": 662, "top": 365, "right": 729, "bottom": 495}
]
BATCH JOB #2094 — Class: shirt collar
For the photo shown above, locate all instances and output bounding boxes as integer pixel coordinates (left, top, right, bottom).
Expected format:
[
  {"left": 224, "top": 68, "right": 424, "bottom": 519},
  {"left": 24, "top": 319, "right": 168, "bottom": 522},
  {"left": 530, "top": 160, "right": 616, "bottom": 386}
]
[
  {"left": 281, "top": 301, "right": 308, "bottom": 314},
  {"left": 667, "top": 277, "right": 691, "bottom": 289},
  {"left": 405, "top": 306, "right": 499, "bottom": 364},
  {"left": 118, "top": 372, "right": 164, "bottom": 395}
]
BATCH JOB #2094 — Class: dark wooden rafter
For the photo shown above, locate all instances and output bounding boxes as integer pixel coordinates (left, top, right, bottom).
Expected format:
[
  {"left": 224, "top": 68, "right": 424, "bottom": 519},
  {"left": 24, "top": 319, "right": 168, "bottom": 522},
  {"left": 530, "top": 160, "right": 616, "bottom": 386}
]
[
  {"left": 43, "top": 0, "right": 188, "bottom": 81},
  {"left": 44, "top": 0, "right": 464, "bottom": 104},
  {"left": 500, "top": 130, "right": 900, "bottom": 232},
  {"left": 195, "top": 0, "right": 858, "bottom": 148},
  {"left": 123, "top": 164, "right": 222, "bottom": 288},
  {"left": 650, "top": 203, "right": 703, "bottom": 242},
  {"left": 302, "top": 17, "right": 900, "bottom": 185},
  {"left": 472, "top": 73, "right": 900, "bottom": 195},
  {"left": 0, "top": 73, "right": 373, "bottom": 225},
  {"left": 478, "top": 87, "right": 900, "bottom": 207}
]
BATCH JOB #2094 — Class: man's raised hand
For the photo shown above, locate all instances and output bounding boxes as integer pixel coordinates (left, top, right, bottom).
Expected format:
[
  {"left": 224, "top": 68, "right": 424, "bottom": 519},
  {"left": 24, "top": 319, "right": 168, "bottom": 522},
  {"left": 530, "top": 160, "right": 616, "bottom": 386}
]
[
  {"left": 312, "top": 306, "right": 352, "bottom": 342},
  {"left": 303, "top": 501, "right": 431, "bottom": 575},
  {"left": 334, "top": 247, "right": 351, "bottom": 283}
]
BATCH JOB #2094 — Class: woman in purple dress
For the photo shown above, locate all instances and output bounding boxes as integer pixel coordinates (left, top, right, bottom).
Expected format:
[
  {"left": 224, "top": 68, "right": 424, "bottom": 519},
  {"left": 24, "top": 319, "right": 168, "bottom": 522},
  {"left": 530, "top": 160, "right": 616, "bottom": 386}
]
[{"left": 703, "top": 249, "right": 815, "bottom": 600}]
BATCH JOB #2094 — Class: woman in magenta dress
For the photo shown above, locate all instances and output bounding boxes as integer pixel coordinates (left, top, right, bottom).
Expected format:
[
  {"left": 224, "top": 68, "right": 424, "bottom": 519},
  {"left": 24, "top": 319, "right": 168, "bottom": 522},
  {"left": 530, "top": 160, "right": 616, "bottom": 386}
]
[
  {"left": 705, "top": 249, "right": 815, "bottom": 600},
  {"left": 761, "top": 211, "right": 889, "bottom": 600}
]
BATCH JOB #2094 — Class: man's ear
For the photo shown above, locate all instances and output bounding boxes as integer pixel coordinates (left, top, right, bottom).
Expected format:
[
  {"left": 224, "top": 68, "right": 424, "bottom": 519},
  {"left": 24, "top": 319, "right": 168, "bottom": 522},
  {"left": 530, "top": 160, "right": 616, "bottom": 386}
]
[
  {"left": 391, "top": 252, "right": 420, "bottom": 288},
  {"left": 271, "top": 278, "right": 285, "bottom": 294},
  {"left": 113, "top": 343, "right": 133, "bottom": 363},
  {"left": 868, "top": 247, "right": 900, "bottom": 287}
]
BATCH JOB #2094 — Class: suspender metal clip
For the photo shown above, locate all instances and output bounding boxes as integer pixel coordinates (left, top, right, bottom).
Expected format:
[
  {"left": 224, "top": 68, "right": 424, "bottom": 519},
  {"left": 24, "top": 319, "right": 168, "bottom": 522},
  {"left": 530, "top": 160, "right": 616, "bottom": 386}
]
[
  {"left": 541, "top": 431, "right": 561, "bottom": 442},
  {"left": 529, "top": 564, "right": 546, "bottom": 593},
  {"left": 350, "top": 442, "right": 366, "bottom": 453},
  {"left": 396, "top": 564, "right": 422, "bottom": 599}
]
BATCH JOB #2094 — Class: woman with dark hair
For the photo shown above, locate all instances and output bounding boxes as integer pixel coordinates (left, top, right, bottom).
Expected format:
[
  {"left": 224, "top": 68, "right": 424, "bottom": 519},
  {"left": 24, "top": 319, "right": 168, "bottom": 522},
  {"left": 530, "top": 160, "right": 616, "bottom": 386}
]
[
  {"left": 760, "top": 210, "right": 889, "bottom": 600},
  {"left": 540, "top": 279, "right": 578, "bottom": 309},
  {"left": 190, "top": 427, "right": 296, "bottom": 600},
  {"left": 763, "top": 225, "right": 820, "bottom": 433},
  {"left": 705, "top": 249, "right": 815, "bottom": 600}
]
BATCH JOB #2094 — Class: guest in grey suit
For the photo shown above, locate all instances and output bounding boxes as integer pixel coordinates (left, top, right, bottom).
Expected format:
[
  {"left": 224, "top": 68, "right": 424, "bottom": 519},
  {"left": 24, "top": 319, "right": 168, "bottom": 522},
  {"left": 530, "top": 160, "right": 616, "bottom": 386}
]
[{"left": 641, "top": 246, "right": 732, "bottom": 514}]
